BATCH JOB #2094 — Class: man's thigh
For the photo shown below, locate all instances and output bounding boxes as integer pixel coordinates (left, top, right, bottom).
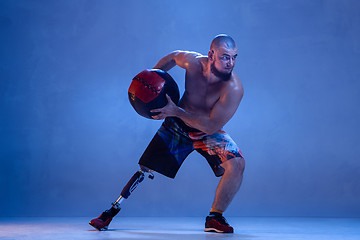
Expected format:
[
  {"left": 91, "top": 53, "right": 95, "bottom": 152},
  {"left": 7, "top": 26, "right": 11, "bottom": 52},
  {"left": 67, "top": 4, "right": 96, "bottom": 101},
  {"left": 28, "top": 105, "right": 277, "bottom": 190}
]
[
  {"left": 138, "top": 123, "right": 194, "bottom": 178},
  {"left": 193, "top": 130, "right": 243, "bottom": 177}
]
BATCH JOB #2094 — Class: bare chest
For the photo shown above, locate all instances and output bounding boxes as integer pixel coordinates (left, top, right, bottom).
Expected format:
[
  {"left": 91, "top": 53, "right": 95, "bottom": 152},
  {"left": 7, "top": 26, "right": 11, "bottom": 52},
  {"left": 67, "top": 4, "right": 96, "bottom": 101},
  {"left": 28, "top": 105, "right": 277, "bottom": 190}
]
[{"left": 182, "top": 73, "right": 224, "bottom": 112}]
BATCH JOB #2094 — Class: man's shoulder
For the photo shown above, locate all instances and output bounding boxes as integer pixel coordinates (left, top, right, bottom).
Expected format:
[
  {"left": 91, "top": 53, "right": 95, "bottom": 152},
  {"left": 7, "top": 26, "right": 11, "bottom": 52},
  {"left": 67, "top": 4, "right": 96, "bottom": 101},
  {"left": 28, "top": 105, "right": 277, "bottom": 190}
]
[
  {"left": 173, "top": 50, "right": 203, "bottom": 59},
  {"left": 173, "top": 50, "right": 204, "bottom": 70},
  {"left": 225, "top": 72, "right": 244, "bottom": 95},
  {"left": 182, "top": 51, "right": 206, "bottom": 70}
]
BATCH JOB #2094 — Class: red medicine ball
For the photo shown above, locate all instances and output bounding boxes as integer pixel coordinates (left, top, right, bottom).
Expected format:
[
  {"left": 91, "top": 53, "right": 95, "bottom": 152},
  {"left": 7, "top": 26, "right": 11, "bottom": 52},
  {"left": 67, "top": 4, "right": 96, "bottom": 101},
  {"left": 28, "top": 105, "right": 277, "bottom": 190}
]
[{"left": 128, "top": 69, "right": 180, "bottom": 119}]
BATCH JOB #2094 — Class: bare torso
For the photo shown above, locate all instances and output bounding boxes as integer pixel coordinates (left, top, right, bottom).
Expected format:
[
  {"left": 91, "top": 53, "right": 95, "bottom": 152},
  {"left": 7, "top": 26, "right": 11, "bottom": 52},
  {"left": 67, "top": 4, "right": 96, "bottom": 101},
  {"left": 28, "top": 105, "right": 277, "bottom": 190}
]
[
  {"left": 179, "top": 55, "right": 240, "bottom": 116},
  {"left": 152, "top": 50, "right": 243, "bottom": 134}
]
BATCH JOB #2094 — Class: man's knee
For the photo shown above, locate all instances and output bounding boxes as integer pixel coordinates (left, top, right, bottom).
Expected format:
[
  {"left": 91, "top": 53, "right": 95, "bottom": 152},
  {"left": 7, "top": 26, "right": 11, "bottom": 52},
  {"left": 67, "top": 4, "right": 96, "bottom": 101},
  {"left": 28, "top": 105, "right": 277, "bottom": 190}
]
[
  {"left": 222, "top": 157, "right": 245, "bottom": 175},
  {"left": 233, "top": 157, "right": 245, "bottom": 174}
]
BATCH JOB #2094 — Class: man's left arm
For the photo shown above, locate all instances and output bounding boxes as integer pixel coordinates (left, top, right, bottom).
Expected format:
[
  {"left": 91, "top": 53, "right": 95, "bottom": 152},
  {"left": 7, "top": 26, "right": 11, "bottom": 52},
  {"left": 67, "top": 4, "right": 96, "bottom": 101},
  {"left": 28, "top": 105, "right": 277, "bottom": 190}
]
[
  {"left": 152, "top": 77, "right": 244, "bottom": 134},
  {"left": 177, "top": 85, "right": 243, "bottom": 134}
]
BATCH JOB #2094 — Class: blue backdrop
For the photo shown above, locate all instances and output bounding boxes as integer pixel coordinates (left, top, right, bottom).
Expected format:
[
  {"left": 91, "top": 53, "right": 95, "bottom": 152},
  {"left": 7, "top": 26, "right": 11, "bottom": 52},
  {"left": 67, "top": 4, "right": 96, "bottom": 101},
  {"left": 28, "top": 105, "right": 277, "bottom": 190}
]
[{"left": 1, "top": 0, "right": 359, "bottom": 217}]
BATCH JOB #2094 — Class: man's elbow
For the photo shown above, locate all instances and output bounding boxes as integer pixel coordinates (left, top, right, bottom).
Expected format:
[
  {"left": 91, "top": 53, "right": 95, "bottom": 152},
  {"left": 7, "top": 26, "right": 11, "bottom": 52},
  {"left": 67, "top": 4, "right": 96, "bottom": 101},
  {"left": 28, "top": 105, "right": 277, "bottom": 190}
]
[
  {"left": 204, "top": 129, "right": 218, "bottom": 135},
  {"left": 202, "top": 124, "right": 222, "bottom": 135}
]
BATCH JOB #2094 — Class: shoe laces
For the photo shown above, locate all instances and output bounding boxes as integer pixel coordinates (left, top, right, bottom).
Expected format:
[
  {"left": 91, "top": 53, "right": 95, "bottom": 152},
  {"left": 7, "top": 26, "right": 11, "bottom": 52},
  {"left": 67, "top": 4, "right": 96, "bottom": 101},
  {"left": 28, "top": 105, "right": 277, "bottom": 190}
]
[
  {"left": 99, "top": 210, "right": 112, "bottom": 221},
  {"left": 210, "top": 214, "right": 230, "bottom": 226},
  {"left": 218, "top": 216, "right": 230, "bottom": 226}
]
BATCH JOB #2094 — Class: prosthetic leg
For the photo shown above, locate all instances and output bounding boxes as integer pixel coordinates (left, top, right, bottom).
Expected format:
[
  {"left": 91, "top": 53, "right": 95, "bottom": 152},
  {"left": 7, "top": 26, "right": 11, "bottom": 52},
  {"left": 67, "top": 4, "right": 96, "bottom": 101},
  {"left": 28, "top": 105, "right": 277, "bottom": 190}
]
[{"left": 89, "top": 169, "right": 154, "bottom": 230}]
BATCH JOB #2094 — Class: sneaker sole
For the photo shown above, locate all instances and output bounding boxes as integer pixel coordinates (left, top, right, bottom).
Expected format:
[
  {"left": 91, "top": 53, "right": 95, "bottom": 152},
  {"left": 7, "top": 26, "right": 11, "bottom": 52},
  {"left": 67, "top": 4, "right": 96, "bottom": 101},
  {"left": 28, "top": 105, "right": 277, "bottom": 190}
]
[
  {"left": 204, "top": 227, "right": 233, "bottom": 233},
  {"left": 89, "top": 222, "right": 108, "bottom": 231}
]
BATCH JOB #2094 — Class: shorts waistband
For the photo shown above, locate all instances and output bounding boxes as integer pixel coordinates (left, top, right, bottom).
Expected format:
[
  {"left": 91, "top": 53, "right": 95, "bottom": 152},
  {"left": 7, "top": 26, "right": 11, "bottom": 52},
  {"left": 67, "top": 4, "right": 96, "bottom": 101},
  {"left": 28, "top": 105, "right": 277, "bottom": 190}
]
[{"left": 165, "top": 117, "right": 202, "bottom": 133}]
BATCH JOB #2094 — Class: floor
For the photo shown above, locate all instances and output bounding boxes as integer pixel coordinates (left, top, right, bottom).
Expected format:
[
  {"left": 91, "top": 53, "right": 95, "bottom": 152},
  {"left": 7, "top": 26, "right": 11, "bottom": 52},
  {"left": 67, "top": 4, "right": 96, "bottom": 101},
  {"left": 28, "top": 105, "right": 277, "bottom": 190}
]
[{"left": 0, "top": 217, "right": 359, "bottom": 240}]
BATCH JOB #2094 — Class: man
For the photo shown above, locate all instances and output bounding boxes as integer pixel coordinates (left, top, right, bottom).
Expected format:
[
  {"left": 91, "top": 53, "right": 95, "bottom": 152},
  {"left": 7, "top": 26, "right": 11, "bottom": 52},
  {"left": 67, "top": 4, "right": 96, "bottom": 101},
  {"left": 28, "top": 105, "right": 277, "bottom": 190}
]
[{"left": 90, "top": 34, "right": 245, "bottom": 233}]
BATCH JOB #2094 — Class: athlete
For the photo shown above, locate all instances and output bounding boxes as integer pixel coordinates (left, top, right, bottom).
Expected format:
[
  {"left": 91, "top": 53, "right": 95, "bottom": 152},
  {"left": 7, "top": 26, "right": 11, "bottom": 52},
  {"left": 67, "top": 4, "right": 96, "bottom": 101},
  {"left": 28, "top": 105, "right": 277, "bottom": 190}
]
[{"left": 90, "top": 34, "right": 245, "bottom": 233}]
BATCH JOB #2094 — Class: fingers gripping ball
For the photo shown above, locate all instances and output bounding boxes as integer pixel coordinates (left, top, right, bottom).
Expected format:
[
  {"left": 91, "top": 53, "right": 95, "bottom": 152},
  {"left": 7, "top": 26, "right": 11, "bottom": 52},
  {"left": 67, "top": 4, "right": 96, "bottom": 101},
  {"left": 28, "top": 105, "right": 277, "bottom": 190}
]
[{"left": 128, "top": 69, "right": 180, "bottom": 119}]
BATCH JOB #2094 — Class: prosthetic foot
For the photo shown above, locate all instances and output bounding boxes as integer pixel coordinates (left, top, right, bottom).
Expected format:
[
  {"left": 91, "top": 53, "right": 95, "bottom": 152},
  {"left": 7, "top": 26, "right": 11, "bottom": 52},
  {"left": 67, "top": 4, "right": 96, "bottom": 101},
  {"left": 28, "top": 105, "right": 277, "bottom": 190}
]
[
  {"left": 89, "top": 169, "right": 154, "bottom": 231},
  {"left": 89, "top": 206, "right": 120, "bottom": 230}
]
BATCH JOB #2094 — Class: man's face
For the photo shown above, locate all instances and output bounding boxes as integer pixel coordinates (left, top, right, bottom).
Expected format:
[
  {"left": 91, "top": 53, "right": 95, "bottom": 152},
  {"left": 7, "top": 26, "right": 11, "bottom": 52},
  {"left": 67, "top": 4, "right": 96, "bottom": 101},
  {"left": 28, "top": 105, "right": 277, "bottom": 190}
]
[{"left": 211, "top": 44, "right": 238, "bottom": 81}]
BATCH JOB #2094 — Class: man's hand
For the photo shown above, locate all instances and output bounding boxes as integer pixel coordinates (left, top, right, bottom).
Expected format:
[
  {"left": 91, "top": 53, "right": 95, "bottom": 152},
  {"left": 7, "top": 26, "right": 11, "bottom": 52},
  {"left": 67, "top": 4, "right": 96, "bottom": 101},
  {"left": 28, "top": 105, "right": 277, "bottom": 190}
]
[{"left": 150, "top": 95, "right": 179, "bottom": 120}]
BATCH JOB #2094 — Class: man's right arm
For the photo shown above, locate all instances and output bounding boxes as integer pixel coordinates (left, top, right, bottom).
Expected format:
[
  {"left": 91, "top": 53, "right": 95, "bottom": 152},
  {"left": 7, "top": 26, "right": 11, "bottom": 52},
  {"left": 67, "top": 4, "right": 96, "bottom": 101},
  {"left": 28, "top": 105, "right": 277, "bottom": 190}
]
[{"left": 153, "top": 50, "right": 201, "bottom": 71}]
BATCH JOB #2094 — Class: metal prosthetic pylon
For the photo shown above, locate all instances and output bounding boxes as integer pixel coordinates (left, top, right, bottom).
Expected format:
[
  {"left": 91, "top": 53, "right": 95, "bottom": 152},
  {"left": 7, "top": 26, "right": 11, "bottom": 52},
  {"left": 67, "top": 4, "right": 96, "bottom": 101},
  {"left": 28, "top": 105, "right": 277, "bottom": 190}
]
[{"left": 89, "top": 169, "right": 154, "bottom": 230}]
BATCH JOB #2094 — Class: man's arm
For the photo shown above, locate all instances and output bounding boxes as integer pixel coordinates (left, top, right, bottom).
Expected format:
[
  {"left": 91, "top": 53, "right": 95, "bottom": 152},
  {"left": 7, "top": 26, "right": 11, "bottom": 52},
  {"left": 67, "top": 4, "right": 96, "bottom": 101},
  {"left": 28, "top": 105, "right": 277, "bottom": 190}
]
[
  {"left": 152, "top": 75, "right": 244, "bottom": 135},
  {"left": 153, "top": 50, "right": 202, "bottom": 71},
  {"left": 177, "top": 82, "right": 243, "bottom": 134}
]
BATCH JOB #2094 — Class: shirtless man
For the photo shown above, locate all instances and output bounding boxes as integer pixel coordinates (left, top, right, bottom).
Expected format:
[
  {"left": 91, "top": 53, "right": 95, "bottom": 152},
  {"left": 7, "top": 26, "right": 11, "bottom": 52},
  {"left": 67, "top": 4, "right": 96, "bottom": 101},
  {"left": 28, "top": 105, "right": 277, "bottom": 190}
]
[{"left": 90, "top": 34, "right": 245, "bottom": 233}]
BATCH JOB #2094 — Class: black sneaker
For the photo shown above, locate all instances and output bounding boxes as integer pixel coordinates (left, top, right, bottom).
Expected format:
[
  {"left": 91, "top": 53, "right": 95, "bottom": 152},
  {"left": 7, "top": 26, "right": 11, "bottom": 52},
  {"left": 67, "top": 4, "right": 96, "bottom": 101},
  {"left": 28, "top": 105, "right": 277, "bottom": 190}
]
[
  {"left": 89, "top": 207, "right": 120, "bottom": 231},
  {"left": 204, "top": 212, "right": 234, "bottom": 233}
]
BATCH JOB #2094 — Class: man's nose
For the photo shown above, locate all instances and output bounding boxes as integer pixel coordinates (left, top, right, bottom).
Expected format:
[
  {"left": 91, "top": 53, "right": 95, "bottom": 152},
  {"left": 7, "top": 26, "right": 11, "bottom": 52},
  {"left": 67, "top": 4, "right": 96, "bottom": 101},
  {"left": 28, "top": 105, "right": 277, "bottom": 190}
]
[{"left": 227, "top": 58, "right": 235, "bottom": 67}]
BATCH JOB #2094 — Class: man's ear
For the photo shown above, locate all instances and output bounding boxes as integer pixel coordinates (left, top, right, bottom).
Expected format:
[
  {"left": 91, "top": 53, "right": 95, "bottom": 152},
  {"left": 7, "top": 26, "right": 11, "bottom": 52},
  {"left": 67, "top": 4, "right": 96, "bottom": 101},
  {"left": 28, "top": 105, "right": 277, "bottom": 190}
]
[{"left": 208, "top": 50, "right": 214, "bottom": 61}]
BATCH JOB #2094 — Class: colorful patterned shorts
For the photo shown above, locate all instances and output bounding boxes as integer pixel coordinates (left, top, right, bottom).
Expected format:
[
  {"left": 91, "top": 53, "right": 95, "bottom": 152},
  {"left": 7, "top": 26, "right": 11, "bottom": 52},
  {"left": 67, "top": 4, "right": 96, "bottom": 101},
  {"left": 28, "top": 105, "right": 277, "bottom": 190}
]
[{"left": 138, "top": 117, "right": 243, "bottom": 178}]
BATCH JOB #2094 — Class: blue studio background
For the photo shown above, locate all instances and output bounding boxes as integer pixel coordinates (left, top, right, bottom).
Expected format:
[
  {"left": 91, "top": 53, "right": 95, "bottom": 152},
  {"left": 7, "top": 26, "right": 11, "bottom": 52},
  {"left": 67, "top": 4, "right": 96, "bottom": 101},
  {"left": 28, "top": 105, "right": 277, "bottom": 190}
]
[{"left": 1, "top": 0, "right": 359, "bottom": 218}]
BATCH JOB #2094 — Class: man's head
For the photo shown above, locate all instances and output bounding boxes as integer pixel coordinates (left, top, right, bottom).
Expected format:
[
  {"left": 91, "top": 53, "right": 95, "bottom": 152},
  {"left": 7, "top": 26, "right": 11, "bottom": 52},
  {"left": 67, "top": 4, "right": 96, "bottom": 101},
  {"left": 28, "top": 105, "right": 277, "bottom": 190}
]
[{"left": 208, "top": 34, "right": 238, "bottom": 81}]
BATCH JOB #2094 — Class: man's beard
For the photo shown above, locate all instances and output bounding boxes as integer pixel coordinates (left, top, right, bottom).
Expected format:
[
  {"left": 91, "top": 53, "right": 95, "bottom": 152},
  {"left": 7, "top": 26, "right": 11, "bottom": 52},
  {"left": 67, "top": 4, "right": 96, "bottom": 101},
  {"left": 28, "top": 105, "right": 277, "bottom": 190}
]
[{"left": 211, "top": 62, "right": 232, "bottom": 81}]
